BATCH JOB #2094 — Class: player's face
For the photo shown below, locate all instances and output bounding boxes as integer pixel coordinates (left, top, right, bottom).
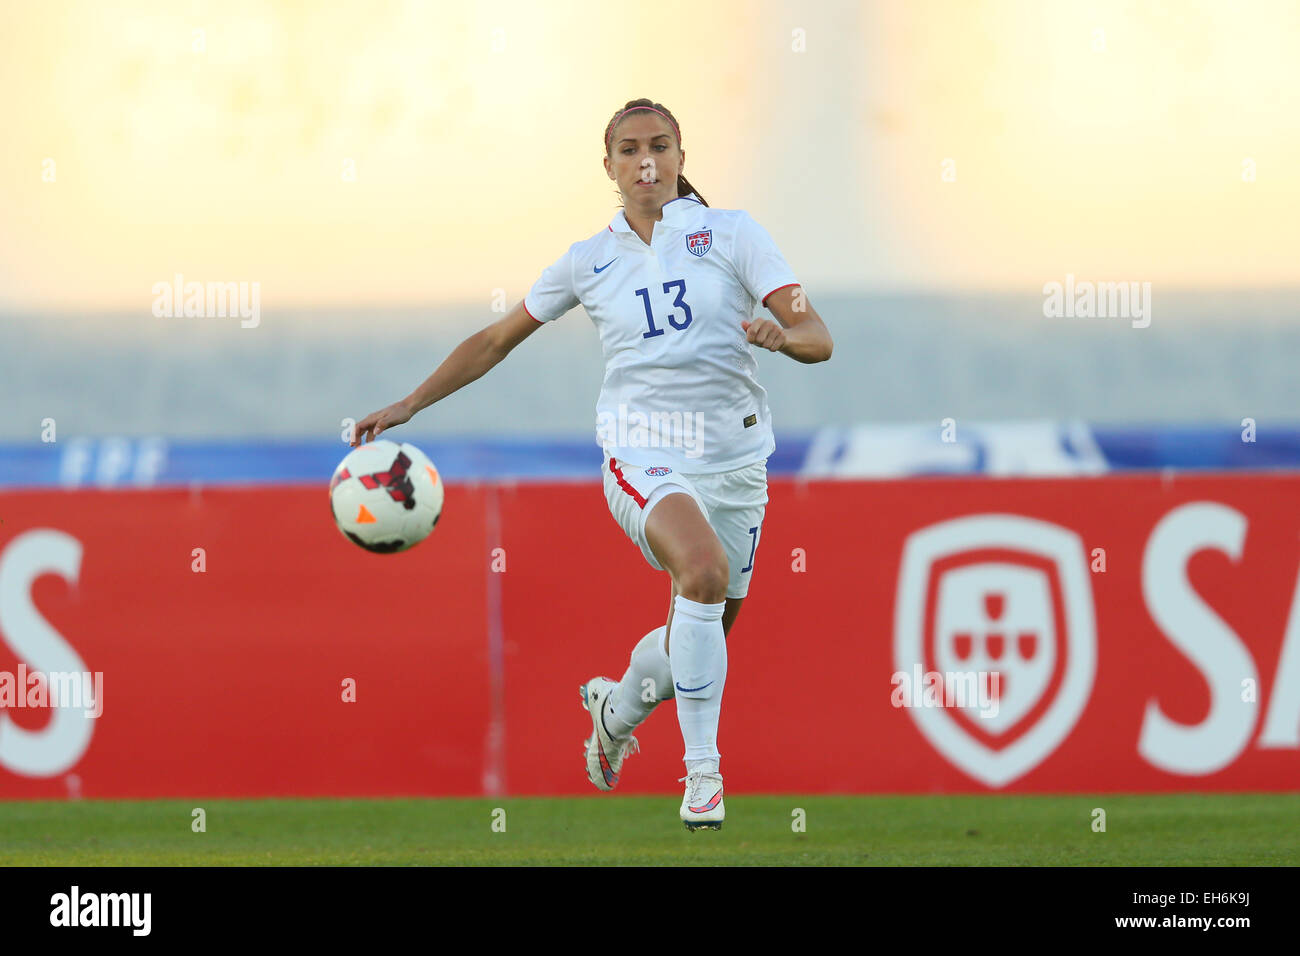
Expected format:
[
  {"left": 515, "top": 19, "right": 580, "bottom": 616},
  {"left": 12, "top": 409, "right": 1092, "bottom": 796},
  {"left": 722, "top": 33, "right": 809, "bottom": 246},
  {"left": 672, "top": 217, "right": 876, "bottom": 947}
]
[{"left": 604, "top": 113, "right": 684, "bottom": 211}]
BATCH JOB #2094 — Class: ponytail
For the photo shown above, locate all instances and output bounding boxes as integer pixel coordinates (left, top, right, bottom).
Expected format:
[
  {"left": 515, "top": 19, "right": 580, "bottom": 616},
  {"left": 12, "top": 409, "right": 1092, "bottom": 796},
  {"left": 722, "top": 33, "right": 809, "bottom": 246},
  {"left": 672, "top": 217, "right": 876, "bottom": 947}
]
[{"left": 678, "top": 173, "right": 708, "bottom": 207}]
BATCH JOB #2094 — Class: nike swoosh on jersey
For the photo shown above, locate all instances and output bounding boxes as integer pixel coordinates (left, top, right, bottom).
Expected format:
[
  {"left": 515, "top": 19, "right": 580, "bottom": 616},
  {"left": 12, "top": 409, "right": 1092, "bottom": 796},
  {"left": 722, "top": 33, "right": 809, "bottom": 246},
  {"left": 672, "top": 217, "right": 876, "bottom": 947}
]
[
  {"left": 594, "top": 257, "right": 619, "bottom": 273},
  {"left": 675, "top": 680, "right": 715, "bottom": 693}
]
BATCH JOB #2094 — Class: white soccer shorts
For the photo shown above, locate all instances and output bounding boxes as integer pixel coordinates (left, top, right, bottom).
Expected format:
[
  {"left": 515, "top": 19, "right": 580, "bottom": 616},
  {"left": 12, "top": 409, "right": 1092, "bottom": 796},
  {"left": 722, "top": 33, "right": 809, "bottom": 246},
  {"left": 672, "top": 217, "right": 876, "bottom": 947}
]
[{"left": 602, "top": 456, "right": 768, "bottom": 599}]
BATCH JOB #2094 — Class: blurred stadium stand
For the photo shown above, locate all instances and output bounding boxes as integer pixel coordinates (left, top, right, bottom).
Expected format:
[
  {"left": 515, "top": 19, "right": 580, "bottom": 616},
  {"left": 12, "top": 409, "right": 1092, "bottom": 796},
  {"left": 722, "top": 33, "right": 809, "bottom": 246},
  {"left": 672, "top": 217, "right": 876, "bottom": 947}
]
[{"left": 4, "top": 289, "right": 1297, "bottom": 485}]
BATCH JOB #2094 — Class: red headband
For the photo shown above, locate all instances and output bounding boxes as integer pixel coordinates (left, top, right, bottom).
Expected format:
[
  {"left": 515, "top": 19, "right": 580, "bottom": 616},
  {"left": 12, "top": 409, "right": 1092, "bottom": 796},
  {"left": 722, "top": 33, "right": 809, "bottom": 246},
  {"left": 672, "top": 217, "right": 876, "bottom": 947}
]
[{"left": 605, "top": 106, "right": 681, "bottom": 150}]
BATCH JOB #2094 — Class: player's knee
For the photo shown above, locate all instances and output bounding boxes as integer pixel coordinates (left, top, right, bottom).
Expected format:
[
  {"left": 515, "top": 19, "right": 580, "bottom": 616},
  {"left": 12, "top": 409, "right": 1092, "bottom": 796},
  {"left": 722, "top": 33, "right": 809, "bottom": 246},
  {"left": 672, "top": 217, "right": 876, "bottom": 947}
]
[{"left": 676, "top": 555, "right": 729, "bottom": 605}]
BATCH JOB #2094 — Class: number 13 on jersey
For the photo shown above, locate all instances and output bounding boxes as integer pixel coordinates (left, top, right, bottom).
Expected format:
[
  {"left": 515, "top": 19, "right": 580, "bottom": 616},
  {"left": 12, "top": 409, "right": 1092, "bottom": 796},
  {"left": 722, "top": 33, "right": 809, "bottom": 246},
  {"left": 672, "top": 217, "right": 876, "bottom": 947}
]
[{"left": 636, "top": 280, "right": 693, "bottom": 338}]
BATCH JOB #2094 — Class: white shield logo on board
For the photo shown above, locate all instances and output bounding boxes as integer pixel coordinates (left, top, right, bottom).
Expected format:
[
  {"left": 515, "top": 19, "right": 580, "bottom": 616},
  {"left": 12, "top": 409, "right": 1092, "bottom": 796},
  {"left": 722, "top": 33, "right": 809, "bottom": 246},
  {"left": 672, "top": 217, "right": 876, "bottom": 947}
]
[{"left": 894, "top": 514, "right": 1096, "bottom": 787}]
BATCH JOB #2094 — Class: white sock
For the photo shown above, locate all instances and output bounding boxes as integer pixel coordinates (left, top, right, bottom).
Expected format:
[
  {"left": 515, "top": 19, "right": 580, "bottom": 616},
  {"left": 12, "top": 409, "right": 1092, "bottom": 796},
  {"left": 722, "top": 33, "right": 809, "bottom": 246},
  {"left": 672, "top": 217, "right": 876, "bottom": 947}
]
[
  {"left": 669, "top": 595, "right": 727, "bottom": 773},
  {"left": 606, "top": 626, "right": 672, "bottom": 739}
]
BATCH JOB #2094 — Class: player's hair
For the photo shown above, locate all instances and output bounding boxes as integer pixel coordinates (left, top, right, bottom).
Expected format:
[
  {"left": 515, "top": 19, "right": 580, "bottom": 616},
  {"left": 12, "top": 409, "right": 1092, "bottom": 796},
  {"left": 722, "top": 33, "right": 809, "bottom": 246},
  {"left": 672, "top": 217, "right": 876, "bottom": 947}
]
[{"left": 604, "top": 98, "right": 709, "bottom": 207}]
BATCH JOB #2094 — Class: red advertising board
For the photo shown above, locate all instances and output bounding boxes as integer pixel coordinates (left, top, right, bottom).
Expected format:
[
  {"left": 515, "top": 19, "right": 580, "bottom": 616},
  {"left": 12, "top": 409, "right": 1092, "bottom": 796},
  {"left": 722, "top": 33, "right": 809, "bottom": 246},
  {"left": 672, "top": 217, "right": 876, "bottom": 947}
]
[{"left": 1, "top": 473, "right": 1298, "bottom": 798}]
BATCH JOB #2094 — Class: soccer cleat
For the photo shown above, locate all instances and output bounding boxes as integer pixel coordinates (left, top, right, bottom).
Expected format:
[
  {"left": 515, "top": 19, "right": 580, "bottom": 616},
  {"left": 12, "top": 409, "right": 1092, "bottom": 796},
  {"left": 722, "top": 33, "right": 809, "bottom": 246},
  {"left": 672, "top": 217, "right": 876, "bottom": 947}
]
[
  {"left": 579, "top": 677, "right": 640, "bottom": 791},
  {"left": 679, "top": 771, "right": 725, "bottom": 831}
]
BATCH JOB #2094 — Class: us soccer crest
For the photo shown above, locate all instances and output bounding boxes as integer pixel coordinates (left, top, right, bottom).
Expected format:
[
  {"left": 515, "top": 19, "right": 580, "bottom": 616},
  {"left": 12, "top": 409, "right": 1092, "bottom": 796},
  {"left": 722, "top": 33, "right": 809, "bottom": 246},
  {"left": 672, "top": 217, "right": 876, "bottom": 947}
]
[
  {"left": 893, "top": 514, "right": 1096, "bottom": 788},
  {"left": 686, "top": 230, "right": 712, "bottom": 257}
]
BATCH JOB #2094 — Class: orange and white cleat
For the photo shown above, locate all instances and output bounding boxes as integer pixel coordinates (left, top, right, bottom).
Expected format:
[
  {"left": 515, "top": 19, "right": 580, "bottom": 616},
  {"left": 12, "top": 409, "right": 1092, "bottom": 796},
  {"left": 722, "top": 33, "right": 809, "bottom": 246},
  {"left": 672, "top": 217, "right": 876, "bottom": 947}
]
[
  {"left": 679, "top": 770, "right": 725, "bottom": 831},
  {"left": 579, "top": 677, "right": 640, "bottom": 791}
]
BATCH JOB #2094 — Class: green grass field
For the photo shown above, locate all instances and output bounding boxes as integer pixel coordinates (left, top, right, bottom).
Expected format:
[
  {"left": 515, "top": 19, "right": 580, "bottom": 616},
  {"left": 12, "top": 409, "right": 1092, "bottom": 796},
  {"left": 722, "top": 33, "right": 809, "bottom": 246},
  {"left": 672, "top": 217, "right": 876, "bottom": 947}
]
[{"left": 1, "top": 794, "right": 1297, "bottom": 866}]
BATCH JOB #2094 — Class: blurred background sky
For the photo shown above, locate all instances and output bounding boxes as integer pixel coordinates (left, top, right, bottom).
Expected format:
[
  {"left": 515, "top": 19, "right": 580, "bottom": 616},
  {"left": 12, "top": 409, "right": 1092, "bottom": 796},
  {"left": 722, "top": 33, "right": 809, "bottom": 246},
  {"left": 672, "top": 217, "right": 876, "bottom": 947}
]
[
  {"left": 2, "top": 0, "right": 1297, "bottom": 442},
  {"left": 2, "top": 0, "right": 1298, "bottom": 311}
]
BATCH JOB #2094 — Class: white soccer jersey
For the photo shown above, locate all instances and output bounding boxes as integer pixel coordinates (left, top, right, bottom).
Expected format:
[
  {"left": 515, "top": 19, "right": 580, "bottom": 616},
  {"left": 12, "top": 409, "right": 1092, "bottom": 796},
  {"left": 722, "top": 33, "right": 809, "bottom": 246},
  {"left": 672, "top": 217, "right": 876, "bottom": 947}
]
[{"left": 524, "top": 193, "right": 799, "bottom": 474}]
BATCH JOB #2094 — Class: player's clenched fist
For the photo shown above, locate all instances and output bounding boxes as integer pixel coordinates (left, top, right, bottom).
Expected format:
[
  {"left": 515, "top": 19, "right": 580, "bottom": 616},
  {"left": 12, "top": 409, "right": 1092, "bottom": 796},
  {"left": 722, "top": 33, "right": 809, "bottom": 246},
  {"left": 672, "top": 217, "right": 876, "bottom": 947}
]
[
  {"left": 351, "top": 400, "right": 413, "bottom": 446},
  {"left": 741, "top": 318, "right": 786, "bottom": 352}
]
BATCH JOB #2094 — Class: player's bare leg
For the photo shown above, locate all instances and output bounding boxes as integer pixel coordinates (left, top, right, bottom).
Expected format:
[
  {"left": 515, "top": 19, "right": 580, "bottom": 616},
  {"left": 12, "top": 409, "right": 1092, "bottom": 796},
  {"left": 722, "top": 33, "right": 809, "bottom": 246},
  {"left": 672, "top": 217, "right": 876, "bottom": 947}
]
[
  {"left": 582, "top": 494, "right": 742, "bottom": 802},
  {"left": 644, "top": 491, "right": 729, "bottom": 830}
]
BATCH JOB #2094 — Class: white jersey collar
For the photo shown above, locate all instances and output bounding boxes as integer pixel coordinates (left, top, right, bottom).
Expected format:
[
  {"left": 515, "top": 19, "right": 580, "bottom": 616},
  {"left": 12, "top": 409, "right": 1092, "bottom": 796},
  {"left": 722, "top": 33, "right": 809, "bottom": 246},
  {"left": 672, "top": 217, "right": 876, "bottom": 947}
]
[{"left": 608, "top": 193, "right": 703, "bottom": 234}]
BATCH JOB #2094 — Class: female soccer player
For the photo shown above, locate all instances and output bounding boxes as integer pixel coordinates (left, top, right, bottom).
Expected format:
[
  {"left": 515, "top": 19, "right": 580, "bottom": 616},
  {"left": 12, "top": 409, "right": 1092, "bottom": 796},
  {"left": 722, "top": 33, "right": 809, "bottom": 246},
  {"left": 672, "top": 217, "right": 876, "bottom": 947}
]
[{"left": 352, "top": 98, "right": 832, "bottom": 830}]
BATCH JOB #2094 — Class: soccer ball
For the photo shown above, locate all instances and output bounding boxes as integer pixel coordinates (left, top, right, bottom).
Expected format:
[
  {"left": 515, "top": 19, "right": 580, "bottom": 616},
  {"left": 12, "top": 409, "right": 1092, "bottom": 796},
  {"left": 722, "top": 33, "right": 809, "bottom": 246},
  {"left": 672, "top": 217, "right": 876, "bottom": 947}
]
[{"left": 329, "top": 440, "right": 444, "bottom": 553}]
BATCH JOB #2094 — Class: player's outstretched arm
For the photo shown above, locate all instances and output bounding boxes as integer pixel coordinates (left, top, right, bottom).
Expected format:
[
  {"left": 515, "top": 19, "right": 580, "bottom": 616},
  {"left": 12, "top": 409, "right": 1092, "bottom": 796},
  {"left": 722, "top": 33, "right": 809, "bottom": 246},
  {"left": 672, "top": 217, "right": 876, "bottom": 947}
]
[
  {"left": 741, "top": 285, "right": 833, "bottom": 364},
  {"left": 351, "top": 301, "right": 543, "bottom": 445}
]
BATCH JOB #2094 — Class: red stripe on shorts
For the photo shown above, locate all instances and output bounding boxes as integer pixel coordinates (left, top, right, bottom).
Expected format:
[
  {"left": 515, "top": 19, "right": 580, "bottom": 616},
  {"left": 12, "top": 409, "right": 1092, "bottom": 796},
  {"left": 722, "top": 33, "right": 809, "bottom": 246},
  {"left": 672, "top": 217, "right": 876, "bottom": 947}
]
[{"left": 609, "top": 457, "right": 648, "bottom": 509}]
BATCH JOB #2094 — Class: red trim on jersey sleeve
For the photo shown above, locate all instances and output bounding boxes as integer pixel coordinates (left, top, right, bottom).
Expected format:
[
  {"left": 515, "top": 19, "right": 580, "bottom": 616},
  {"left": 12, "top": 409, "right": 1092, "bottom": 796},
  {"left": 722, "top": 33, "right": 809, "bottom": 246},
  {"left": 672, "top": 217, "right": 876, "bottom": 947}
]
[
  {"left": 762, "top": 283, "right": 800, "bottom": 307},
  {"left": 522, "top": 300, "right": 544, "bottom": 323},
  {"left": 609, "top": 457, "right": 648, "bottom": 509}
]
